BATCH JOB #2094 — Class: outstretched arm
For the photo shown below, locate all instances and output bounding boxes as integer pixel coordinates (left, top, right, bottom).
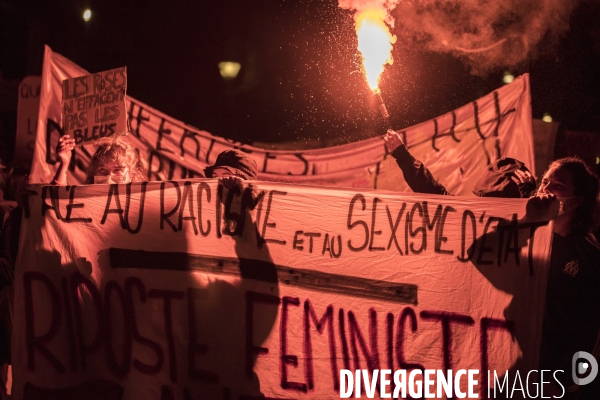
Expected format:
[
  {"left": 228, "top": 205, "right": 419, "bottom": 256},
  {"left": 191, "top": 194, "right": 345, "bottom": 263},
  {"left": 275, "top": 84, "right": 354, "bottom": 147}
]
[{"left": 384, "top": 130, "right": 450, "bottom": 196}]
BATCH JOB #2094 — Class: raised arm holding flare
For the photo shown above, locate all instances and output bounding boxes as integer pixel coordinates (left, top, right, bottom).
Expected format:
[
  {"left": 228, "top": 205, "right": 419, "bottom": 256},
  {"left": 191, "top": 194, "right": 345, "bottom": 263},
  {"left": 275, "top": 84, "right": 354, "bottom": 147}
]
[{"left": 383, "top": 129, "right": 537, "bottom": 198}]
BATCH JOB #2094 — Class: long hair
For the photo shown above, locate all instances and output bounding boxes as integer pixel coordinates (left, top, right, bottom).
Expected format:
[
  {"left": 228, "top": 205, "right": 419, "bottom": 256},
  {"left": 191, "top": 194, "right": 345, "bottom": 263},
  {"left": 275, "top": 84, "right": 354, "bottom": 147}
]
[
  {"left": 85, "top": 140, "right": 147, "bottom": 184},
  {"left": 546, "top": 157, "right": 599, "bottom": 235}
]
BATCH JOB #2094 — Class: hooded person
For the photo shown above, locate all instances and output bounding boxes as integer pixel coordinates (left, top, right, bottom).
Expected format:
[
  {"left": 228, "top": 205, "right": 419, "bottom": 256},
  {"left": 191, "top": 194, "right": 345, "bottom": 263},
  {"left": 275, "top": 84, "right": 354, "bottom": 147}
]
[
  {"left": 204, "top": 149, "right": 259, "bottom": 190},
  {"left": 471, "top": 157, "right": 536, "bottom": 198},
  {"left": 383, "top": 130, "right": 537, "bottom": 198}
]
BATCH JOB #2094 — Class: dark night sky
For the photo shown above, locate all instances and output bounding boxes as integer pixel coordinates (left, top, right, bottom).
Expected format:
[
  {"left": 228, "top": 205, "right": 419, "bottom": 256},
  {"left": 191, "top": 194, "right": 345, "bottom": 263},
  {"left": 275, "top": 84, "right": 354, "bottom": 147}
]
[{"left": 1, "top": 0, "right": 599, "bottom": 149}]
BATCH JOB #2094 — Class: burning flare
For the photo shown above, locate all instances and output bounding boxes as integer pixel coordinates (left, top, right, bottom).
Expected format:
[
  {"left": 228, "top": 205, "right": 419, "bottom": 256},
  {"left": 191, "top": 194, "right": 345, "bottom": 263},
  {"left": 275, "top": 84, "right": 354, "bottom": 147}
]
[{"left": 355, "top": 8, "right": 396, "bottom": 91}]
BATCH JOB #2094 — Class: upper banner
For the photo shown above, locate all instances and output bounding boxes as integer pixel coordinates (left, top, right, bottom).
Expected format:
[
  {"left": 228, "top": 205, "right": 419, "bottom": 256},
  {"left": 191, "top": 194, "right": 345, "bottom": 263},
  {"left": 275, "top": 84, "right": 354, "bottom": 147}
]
[
  {"left": 13, "top": 180, "right": 552, "bottom": 399},
  {"left": 30, "top": 46, "right": 534, "bottom": 195}
]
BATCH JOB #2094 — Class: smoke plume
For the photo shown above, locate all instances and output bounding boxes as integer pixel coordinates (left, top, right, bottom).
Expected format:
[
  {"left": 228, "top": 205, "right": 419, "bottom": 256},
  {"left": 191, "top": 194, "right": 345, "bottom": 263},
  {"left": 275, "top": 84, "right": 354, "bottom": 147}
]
[{"left": 339, "top": 0, "right": 578, "bottom": 75}]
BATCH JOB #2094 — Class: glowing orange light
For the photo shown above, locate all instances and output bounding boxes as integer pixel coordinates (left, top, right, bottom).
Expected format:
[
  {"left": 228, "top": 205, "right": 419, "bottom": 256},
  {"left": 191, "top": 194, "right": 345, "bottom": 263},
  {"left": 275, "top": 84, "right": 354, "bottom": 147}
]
[{"left": 355, "top": 8, "right": 396, "bottom": 91}]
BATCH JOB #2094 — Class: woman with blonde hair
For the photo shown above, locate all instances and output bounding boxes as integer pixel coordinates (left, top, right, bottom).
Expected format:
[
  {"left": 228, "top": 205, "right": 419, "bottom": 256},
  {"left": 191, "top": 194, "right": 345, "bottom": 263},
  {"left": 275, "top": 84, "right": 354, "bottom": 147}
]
[{"left": 52, "top": 135, "right": 147, "bottom": 185}]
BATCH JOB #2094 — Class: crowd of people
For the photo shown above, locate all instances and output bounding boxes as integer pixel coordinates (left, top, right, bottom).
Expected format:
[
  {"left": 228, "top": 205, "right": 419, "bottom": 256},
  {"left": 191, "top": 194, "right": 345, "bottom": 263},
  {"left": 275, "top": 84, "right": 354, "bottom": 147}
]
[{"left": 0, "top": 130, "right": 598, "bottom": 398}]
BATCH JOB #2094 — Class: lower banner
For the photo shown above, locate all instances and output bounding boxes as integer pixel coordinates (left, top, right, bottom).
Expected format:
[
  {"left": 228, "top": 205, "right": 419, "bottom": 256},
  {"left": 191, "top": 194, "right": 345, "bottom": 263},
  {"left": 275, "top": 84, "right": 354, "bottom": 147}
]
[{"left": 13, "top": 180, "right": 552, "bottom": 399}]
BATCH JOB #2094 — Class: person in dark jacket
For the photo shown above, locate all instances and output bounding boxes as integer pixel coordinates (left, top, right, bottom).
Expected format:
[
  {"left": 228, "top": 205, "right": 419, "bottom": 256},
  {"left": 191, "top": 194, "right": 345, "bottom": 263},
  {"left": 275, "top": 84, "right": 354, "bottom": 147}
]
[{"left": 534, "top": 157, "right": 600, "bottom": 398}]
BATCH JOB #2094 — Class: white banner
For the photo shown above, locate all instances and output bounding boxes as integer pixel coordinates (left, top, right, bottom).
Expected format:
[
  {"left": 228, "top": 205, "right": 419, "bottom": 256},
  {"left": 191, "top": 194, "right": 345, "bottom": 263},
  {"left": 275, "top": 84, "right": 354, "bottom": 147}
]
[
  {"left": 12, "top": 180, "right": 552, "bottom": 399},
  {"left": 61, "top": 67, "right": 128, "bottom": 146},
  {"left": 30, "top": 46, "right": 534, "bottom": 195},
  {"left": 15, "top": 76, "right": 41, "bottom": 166}
]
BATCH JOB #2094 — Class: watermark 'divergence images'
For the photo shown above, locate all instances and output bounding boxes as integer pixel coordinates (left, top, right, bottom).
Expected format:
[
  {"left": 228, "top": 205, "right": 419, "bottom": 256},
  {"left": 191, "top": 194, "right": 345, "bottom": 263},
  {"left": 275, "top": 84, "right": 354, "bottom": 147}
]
[{"left": 339, "top": 352, "right": 598, "bottom": 399}]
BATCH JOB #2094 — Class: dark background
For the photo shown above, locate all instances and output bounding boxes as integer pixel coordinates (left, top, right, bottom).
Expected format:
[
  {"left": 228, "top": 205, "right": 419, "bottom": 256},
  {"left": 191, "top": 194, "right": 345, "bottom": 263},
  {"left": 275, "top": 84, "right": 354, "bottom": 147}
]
[{"left": 1, "top": 0, "right": 599, "bottom": 158}]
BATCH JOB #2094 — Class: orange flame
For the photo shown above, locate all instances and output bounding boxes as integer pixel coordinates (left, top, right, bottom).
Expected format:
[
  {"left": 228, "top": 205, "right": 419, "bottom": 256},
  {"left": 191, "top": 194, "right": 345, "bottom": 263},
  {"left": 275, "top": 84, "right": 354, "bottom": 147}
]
[{"left": 355, "top": 8, "right": 396, "bottom": 91}]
